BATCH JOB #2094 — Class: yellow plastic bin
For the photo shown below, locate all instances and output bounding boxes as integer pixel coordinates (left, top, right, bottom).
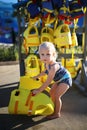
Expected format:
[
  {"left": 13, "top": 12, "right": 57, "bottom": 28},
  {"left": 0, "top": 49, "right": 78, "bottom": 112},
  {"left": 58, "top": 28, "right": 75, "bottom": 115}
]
[
  {"left": 19, "top": 76, "right": 50, "bottom": 92},
  {"left": 19, "top": 76, "right": 42, "bottom": 90},
  {"left": 8, "top": 88, "right": 54, "bottom": 115}
]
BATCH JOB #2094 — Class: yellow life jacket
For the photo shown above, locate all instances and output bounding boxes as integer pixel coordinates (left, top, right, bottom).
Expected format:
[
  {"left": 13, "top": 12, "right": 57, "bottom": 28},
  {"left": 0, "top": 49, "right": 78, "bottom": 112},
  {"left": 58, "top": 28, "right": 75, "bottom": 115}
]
[
  {"left": 24, "top": 55, "right": 40, "bottom": 77},
  {"left": 54, "top": 24, "right": 72, "bottom": 48},
  {"left": 40, "top": 26, "right": 54, "bottom": 43},
  {"left": 23, "top": 25, "right": 40, "bottom": 47}
]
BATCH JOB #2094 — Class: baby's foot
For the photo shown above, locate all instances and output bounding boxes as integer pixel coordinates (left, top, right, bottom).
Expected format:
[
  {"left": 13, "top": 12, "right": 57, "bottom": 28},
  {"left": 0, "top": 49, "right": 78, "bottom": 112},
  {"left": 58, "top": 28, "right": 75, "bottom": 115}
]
[{"left": 46, "top": 113, "right": 61, "bottom": 120}]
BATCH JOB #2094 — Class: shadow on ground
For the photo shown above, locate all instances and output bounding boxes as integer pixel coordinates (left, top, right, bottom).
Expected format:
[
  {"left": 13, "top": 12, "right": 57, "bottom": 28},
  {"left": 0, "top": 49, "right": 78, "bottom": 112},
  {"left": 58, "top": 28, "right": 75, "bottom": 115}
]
[
  {"left": 0, "top": 82, "right": 19, "bottom": 107},
  {"left": 0, "top": 83, "right": 87, "bottom": 130},
  {"left": 0, "top": 114, "right": 48, "bottom": 130}
]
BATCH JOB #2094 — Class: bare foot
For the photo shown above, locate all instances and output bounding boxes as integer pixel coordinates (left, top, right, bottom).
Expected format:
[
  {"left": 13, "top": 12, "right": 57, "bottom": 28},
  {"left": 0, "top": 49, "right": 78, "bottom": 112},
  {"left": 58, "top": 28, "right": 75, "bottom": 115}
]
[{"left": 46, "top": 113, "right": 61, "bottom": 120}]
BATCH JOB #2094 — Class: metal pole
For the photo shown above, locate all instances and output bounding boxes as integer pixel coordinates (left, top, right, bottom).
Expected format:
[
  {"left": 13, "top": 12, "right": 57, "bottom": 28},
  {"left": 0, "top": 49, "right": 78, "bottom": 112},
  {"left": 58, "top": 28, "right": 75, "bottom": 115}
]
[
  {"left": 73, "top": 10, "right": 87, "bottom": 96},
  {"left": 17, "top": 0, "right": 25, "bottom": 76},
  {"left": 82, "top": 10, "right": 87, "bottom": 63},
  {"left": 79, "top": 10, "right": 87, "bottom": 95}
]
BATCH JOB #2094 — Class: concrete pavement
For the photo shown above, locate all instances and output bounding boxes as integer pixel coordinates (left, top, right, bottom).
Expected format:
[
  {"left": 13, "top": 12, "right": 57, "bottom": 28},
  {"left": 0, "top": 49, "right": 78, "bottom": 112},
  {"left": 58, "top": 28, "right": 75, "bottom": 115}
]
[{"left": 0, "top": 64, "right": 87, "bottom": 130}]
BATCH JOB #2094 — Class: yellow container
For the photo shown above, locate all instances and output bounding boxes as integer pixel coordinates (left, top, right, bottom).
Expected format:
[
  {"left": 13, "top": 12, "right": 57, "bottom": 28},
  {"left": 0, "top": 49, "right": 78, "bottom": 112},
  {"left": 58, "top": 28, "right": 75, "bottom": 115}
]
[
  {"left": 40, "top": 26, "right": 54, "bottom": 43},
  {"left": 8, "top": 88, "right": 54, "bottom": 115},
  {"left": 61, "top": 58, "right": 77, "bottom": 79},
  {"left": 54, "top": 24, "right": 72, "bottom": 48},
  {"left": 23, "top": 25, "right": 40, "bottom": 47},
  {"left": 25, "top": 55, "right": 40, "bottom": 77},
  {"left": 19, "top": 76, "right": 50, "bottom": 93},
  {"left": 19, "top": 76, "right": 42, "bottom": 90}
]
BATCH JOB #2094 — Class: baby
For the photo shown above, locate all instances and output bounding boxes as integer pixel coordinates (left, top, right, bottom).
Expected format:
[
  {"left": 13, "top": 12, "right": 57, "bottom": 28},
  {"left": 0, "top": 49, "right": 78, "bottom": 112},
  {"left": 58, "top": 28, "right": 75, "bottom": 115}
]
[{"left": 32, "top": 42, "right": 72, "bottom": 119}]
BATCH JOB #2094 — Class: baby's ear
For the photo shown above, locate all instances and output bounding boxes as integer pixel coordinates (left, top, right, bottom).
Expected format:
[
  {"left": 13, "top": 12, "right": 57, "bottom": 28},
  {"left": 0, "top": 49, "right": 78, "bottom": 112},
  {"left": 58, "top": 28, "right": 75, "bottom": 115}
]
[
  {"left": 53, "top": 52, "right": 57, "bottom": 59},
  {"left": 53, "top": 52, "right": 56, "bottom": 56}
]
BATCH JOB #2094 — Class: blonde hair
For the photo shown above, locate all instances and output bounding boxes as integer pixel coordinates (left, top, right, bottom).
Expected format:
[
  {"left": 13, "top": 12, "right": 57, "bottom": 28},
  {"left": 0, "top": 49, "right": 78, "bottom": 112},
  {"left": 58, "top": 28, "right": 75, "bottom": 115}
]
[{"left": 39, "top": 42, "right": 58, "bottom": 60}]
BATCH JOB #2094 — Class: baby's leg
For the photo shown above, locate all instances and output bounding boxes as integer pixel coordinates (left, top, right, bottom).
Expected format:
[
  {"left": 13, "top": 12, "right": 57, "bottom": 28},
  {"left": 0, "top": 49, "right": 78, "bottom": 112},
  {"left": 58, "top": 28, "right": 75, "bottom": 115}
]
[{"left": 47, "top": 83, "right": 69, "bottom": 119}]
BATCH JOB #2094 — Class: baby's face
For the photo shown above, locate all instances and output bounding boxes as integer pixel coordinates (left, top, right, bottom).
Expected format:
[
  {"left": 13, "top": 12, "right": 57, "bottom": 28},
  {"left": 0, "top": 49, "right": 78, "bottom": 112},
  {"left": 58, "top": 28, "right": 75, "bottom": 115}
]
[{"left": 39, "top": 48, "right": 54, "bottom": 64}]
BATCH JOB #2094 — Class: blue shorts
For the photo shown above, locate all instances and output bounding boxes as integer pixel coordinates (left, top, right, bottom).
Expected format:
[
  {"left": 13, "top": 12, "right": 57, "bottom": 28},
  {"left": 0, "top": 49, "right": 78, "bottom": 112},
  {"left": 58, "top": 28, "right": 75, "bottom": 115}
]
[{"left": 57, "top": 77, "right": 72, "bottom": 87}]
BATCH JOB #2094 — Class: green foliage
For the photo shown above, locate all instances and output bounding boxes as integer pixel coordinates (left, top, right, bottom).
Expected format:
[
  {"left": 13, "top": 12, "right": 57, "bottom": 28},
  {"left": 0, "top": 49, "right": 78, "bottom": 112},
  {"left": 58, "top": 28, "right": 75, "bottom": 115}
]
[{"left": 0, "top": 45, "right": 19, "bottom": 61}]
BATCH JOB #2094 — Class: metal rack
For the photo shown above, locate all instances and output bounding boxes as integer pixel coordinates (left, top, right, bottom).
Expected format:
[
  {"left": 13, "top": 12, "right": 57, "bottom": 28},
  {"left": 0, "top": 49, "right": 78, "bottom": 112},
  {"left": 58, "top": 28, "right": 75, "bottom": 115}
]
[{"left": 15, "top": 0, "right": 87, "bottom": 96}]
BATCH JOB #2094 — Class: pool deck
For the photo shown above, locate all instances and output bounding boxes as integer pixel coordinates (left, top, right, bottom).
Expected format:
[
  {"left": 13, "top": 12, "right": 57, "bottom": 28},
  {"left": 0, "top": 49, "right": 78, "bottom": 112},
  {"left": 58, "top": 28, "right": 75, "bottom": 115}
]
[{"left": 0, "top": 64, "right": 87, "bottom": 130}]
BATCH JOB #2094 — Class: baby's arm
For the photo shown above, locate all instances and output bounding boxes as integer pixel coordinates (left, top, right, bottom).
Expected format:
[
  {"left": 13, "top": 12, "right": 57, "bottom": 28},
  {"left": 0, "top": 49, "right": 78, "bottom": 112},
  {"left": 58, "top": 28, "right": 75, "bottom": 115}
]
[
  {"left": 32, "top": 67, "right": 56, "bottom": 95},
  {"left": 39, "top": 69, "right": 55, "bottom": 92}
]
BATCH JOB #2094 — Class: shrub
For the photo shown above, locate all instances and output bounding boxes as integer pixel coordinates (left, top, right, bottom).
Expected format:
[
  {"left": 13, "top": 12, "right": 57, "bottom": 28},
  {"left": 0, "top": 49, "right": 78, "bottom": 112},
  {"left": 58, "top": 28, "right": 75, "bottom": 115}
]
[{"left": 0, "top": 45, "right": 19, "bottom": 61}]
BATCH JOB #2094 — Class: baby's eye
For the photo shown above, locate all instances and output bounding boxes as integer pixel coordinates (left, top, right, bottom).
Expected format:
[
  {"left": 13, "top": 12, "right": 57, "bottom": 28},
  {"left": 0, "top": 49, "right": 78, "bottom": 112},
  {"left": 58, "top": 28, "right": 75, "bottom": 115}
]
[
  {"left": 47, "top": 53, "right": 50, "bottom": 56},
  {"left": 41, "top": 53, "right": 44, "bottom": 56}
]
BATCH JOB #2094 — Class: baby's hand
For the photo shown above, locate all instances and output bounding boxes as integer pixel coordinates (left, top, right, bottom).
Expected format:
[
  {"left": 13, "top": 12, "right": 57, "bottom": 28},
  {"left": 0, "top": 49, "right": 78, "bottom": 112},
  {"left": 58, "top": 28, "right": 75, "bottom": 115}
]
[{"left": 31, "top": 89, "right": 40, "bottom": 96}]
